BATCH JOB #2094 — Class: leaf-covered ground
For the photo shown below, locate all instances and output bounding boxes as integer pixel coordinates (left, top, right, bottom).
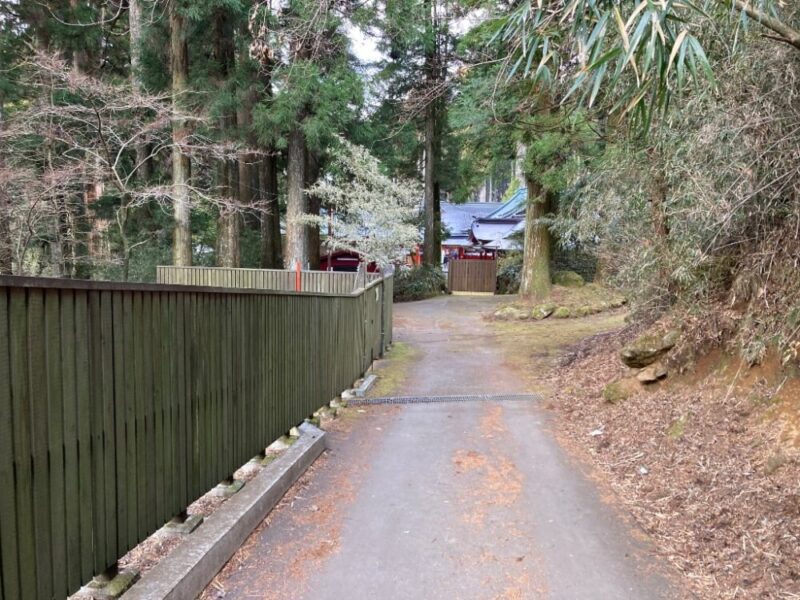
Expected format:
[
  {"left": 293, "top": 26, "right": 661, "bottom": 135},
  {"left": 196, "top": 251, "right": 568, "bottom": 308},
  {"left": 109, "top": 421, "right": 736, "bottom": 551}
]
[{"left": 493, "top": 312, "right": 800, "bottom": 599}]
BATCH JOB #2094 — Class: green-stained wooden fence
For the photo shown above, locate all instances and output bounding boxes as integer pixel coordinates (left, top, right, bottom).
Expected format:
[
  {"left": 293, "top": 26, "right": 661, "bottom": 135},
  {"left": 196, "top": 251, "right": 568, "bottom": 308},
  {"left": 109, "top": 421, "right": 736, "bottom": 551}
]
[
  {"left": 157, "top": 266, "right": 383, "bottom": 294},
  {"left": 0, "top": 272, "right": 393, "bottom": 600}
]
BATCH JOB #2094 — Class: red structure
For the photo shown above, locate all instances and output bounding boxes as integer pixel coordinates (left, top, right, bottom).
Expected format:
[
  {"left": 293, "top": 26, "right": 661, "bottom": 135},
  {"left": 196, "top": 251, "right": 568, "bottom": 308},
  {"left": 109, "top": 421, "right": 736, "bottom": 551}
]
[{"left": 319, "top": 250, "right": 378, "bottom": 272}]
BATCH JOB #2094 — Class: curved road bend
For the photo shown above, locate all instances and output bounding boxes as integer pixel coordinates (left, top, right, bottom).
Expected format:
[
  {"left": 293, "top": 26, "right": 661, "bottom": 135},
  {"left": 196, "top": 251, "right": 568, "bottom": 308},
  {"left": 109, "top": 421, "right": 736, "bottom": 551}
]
[{"left": 202, "top": 295, "right": 678, "bottom": 600}]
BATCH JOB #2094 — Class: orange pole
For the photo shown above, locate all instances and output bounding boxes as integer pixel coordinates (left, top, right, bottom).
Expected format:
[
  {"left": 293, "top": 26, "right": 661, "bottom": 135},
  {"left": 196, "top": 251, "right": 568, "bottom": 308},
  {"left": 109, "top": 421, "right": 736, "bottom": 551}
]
[{"left": 295, "top": 260, "right": 302, "bottom": 292}]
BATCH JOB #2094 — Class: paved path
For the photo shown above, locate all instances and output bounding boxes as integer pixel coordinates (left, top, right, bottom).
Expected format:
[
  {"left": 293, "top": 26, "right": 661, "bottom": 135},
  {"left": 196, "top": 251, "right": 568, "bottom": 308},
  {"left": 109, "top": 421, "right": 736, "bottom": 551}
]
[{"left": 203, "top": 296, "right": 677, "bottom": 600}]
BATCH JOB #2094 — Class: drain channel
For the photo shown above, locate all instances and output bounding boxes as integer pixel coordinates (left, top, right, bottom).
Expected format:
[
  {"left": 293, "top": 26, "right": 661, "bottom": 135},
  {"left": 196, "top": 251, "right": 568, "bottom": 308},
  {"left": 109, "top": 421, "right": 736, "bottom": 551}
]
[{"left": 347, "top": 393, "right": 541, "bottom": 406}]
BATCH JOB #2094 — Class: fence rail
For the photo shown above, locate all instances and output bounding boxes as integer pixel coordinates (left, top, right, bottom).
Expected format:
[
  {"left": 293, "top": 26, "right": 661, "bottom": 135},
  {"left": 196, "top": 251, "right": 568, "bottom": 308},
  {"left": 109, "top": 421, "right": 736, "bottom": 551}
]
[
  {"left": 0, "top": 272, "right": 393, "bottom": 600},
  {"left": 447, "top": 259, "right": 497, "bottom": 293},
  {"left": 157, "top": 265, "right": 383, "bottom": 295}
]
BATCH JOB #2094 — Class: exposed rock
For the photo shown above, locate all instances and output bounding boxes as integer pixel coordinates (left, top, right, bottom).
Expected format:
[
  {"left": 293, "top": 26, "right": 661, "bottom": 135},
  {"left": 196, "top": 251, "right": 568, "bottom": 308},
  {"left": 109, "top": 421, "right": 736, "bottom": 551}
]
[
  {"left": 531, "top": 304, "right": 556, "bottom": 320},
  {"left": 637, "top": 362, "right": 668, "bottom": 383},
  {"left": 266, "top": 436, "right": 292, "bottom": 452},
  {"left": 553, "top": 270, "right": 585, "bottom": 287},
  {"left": 495, "top": 306, "right": 528, "bottom": 320},
  {"left": 317, "top": 407, "right": 336, "bottom": 426},
  {"left": 662, "top": 329, "right": 680, "bottom": 348},
  {"left": 602, "top": 378, "right": 639, "bottom": 404},
  {"left": 621, "top": 330, "right": 681, "bottom": 368},
  {"left": 553, "top": 306, "right": 571, "bottom": 318}
]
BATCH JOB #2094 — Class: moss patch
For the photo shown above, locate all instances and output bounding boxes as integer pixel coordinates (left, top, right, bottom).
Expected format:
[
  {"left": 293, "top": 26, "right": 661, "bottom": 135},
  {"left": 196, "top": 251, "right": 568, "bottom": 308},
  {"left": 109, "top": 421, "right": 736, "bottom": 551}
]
[
  {"left": 369, "top": 342, "right": 421, "bottom": 398},
  {"left": 602, "top": 379, "right": 639, "bottom": 404},
  {"left": 667, "top": 414, "right": 689, "bottom": 439},
  {"left": 553, "top": 307, "right": 571, "bottom": 318},
  {"left": 490, "top": 311, "right": 627, "bottom": 394},
  {"left": 553, "top": 270, "right": 585, "bottom": 287},
  {"left": 493, "top": 283, "right": 626, "bottom": 321}
]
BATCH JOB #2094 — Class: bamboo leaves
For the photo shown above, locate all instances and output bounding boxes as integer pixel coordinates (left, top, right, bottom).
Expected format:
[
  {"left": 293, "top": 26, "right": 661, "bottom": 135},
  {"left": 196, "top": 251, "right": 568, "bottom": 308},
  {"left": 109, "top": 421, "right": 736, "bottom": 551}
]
[{"left": 497, "top": 0, "right": 790, "bottom": 126}]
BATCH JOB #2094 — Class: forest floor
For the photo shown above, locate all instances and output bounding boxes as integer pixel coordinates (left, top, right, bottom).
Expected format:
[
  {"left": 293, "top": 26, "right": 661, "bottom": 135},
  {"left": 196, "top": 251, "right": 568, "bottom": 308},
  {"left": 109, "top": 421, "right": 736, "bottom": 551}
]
[
  {"left": 200, "top": 295, "right": 680, "bottom": 599},
  {"left": 493, "top": 300, "right": 800, "bottom": 599}
]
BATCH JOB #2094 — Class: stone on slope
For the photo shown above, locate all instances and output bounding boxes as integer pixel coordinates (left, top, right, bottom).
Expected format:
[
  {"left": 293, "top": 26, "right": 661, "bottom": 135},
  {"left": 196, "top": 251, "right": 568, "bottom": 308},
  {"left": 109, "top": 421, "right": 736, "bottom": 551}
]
[
  {"left": 637, "top": 362, "right": 668, "bottom": 383},
  {"left": 621, "top": 330, "right": 680, "bottom": 368},
  {"left": 532, "top": 304, "right": 556, "bottom": 320}
]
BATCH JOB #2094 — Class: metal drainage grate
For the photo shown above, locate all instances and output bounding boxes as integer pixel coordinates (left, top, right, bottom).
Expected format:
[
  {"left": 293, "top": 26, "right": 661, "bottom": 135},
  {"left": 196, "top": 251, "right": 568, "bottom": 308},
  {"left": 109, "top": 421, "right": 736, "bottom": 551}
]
[{"left": 347, "top": 393, "right": 542, "bottom": 406}]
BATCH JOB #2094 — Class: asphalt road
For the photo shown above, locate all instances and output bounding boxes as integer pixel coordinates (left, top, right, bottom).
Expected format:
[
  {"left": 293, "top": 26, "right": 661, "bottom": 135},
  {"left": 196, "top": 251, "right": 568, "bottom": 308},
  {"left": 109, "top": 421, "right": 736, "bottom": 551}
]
[{"left": 203, "top": 296, "right": 677, "bottom": 600}]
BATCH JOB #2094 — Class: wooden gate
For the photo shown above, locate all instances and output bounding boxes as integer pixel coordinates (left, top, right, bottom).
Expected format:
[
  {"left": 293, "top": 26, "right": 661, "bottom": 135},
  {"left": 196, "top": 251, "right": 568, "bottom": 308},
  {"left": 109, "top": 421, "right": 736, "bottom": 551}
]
[{"left": 447, "top": 259, "right": 497, "bottom": 294}]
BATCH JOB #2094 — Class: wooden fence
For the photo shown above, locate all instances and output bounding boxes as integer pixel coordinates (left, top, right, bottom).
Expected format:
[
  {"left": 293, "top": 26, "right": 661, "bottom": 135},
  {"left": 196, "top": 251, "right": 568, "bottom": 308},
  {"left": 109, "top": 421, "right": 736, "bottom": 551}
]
[
  {"left": 0, "top": 273, "right": 392, "bottom": 600},
  {"left": 447, "top": 259, "right": 497, "bottom": 293},
  {"left": 156, "top": 266, "right": 383, "bottom": 295}
]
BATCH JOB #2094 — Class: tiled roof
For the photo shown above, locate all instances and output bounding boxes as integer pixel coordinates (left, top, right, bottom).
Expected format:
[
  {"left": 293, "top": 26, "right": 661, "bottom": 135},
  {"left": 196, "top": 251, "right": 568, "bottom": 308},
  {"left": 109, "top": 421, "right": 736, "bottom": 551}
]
[
  {"left": 441, "top": 202, "right": 504, "bottom": 237},
  {"left": 486, "top": 187, "right": 527, "bottom": 219},
  {"left": 471, "top": 219, "right": 524, "bottom": 247}
]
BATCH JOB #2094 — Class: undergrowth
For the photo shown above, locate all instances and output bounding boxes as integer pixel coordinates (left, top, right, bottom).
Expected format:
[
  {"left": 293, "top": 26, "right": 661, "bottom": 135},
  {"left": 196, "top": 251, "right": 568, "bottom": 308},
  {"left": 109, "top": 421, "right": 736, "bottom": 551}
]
[{"left": 393, "top": 265, "right": 446, "bottom": 302}]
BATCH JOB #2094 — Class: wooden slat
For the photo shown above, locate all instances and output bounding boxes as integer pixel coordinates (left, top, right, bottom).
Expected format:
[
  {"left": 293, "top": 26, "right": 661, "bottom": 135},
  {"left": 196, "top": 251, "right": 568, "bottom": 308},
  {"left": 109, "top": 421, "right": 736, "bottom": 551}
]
[
  {"left": 74, "top": 293, "right": 95, "bottom": 582},
  {"left": 141, "top": 293, "right": 157, "bottom": 534},
  {"left": 59, "top": 291, "right": 81, "bottom": 593},
  {"left": 111, "top": 291, "right": 129, "bottom": 554},
  {"left": 88, "top": 292, "right": 107, "bottom": 575},
  {"left": 99, "top": 291, "right": 117, "bottom": 565},
  {"left": 151, "top": 293, "right": 165, "bottom": 528},
  {"left": 0, "top": 289, "right": 20, "bottom": 600},
  {"left": 10, "top": 288, "right": 36, "bottom": 600},
  {"left": 27, "top": 291, "right": 53, "bottom": 600},
  {"left": 122, "top": 292, "right": 138, "bottom": 549},
  {"left": 162, "top": 293, "right": 177, "bottom": 517},
  {"left": 45, "top": 290, "right": 66, "bottom": 597},
  {"left": 175, "top": 292, "right": 188, "bottom": 511}
]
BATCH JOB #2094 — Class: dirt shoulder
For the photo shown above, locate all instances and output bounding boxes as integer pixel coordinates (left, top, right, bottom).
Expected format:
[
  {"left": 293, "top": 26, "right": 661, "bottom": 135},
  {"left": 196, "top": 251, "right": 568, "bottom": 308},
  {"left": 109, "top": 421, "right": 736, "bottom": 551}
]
[{"left": 488, "top": 306, "right": 800, "bottom": 599}]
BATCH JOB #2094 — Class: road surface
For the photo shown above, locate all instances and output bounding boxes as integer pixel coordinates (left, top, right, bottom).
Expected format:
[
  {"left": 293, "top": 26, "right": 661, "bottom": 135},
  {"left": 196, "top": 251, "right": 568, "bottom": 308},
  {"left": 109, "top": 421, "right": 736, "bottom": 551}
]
[{"left": 202, "top": 295, "right": 677, "bottom": 600}]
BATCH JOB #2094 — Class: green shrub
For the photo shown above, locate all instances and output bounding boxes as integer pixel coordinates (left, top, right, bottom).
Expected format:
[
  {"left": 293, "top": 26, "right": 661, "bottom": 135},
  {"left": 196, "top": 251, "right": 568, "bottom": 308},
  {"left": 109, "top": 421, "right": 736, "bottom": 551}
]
[
  {"left": 393, "top": 265, "right": 446, "bottom": 302},
  {"left": 552, "top": 270, "right": 585, "bottom": 287},
  {"left": 497, "top": 252, "right": 523, "bottom": 294}
]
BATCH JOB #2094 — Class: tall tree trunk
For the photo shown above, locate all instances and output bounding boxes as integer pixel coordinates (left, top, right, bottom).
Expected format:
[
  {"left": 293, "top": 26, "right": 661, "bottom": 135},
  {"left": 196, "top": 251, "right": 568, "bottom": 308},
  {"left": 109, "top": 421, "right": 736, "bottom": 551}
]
[
  {"left": 259, "top": 151, "right": 282, "bottom": 268},
  {"left": 65, "top": 0, "right": 93, "bottom": 278},
  {"left": 514, "top": 141, "right": 526, "bottom": 183},
  {"left": 306, "top": 149, "right": 321, "bottom": 270},
  {"left": 70, "top": 0, "right": 89, "bottom": 71},
  {"left": 519, "top": 177, "right": 552, "bottom": 300},
  {"left": 254, "top": 59, "right": 282, "bottom": 268},
  {"left": 0, "top": 96, "right": 11, "bottom": 274},
  {"left": 170, "top": 1, "right": 192, "bottom": 266},
  {"left": 284, "top": 127, "right": 308, "bottom": 269},
  {"left": 422, "top": 0, "right": 442, "bottom": 267},
  {"left": 422, "top": 92, "right": 439, "bottom": 266},
  {"left": 432, "top": 97, "right": 443, "bottom": 260},
  {"left": 129, "top": 0, "right": 151, "bottom": 181},
  {"left": 217, "top": 160, "right": 239, "bottom": 267},
  {"left": 214, "top": 10, "right": 239, "bottom": 268}
]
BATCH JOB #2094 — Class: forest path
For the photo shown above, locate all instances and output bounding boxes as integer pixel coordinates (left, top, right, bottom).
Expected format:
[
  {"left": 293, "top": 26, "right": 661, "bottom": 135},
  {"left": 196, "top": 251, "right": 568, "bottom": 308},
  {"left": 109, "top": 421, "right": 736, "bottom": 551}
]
[{"left": 202, "top": 296, "right": 677, "bottom": 600}]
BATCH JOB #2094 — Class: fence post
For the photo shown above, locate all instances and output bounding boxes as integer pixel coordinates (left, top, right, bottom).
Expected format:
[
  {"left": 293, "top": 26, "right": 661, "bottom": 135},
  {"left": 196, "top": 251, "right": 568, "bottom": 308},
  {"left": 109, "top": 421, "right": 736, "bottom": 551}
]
[{"left": 294, "top": 260, "right": 301, "bottom": 292}]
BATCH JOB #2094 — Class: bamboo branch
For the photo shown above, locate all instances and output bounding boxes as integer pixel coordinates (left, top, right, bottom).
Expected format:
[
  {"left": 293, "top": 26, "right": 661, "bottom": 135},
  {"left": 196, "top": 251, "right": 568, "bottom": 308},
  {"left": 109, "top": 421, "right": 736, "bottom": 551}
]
[{"left": 730, "top": 0, "right": 800, "bottom": 51}]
